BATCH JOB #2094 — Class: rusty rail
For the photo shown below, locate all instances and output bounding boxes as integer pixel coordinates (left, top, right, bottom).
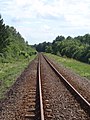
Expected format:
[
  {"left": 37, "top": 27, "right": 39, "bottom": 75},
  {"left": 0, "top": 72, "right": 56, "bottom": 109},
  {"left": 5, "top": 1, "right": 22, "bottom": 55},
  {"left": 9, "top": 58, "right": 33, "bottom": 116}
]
[
  {"left": 43, "top": 54, "right": 90, "bottom": 115},
  {"left": 38, "top": 57, "right": 45, "bottom": 120}
]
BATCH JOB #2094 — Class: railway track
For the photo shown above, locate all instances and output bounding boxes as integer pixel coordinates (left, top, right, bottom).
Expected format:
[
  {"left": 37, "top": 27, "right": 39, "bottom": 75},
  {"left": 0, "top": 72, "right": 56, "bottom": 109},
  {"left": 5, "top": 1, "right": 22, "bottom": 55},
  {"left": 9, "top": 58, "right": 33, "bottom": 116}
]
[
  {"left": 42, "top": 54, "right": 90, "bottom": 115},
  {"left": 40, "top": 54, "right": 90, "bottom": 119},
  {"left": 24, "top": 56, "right": 44, "bottom": 120},
  {"left": 0, "top": 54, "right": 90, "bottom": 119},
  {"left": 24, "top": 55, "right": 53, "bottom": 120}
]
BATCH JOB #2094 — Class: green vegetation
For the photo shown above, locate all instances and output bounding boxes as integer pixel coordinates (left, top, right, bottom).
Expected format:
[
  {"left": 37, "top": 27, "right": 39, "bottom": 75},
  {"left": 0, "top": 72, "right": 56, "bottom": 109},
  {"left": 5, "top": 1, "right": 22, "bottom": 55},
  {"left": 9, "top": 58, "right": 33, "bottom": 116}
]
[
  {"left": 34, "top": 35, "right": 90, "bottom": 64},
  {"left": 46, "top": 53, "right": 90, "bottom": 80},
  {"left": 0, "top": 55, "right": 36, "bottom": 99},
  {"left": 0, "top": 15, "right": 37, "bottom": 62},
  {"left": 0, "top": 15, "right": 37, "bottom": 99},
  {"left": 0, "top": 15, "right": 8, "bottom": 53}
]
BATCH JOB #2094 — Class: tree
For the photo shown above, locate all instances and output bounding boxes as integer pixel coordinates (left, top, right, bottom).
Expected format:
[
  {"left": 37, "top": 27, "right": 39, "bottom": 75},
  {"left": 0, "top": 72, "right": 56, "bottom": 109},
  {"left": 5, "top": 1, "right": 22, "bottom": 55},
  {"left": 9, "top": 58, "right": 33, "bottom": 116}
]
[
  {"left": 34, "top": 33, "right": 90, "bottom": 64},
  {"left": 45, "top": 46, "right": 52, "bottom": 53},
  {"left": 0, "top": 15, "right": 8, "bottom": 52},
  {"left": 53, "top": 35, "right": 65, "bottom": 44},
  {"left": 66, "top": 36, "right": 73, "bottom": 40}
]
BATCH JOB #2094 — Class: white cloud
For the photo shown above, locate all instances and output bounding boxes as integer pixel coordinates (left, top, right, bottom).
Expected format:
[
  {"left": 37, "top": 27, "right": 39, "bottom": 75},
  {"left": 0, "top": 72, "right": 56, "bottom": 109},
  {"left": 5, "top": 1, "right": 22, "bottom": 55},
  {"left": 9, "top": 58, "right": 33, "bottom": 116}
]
[
  {"left": 1, "top": 0, "right": 90, "bottom": 44},
  {"left": 43, "top": 24, "right": 51, "bottom": 31},
  {"left": 1, "top": 0, "right": 90, "bottom": 24},
  {"left": 63, "top": 0, "right": 90, "bottom": 26}
]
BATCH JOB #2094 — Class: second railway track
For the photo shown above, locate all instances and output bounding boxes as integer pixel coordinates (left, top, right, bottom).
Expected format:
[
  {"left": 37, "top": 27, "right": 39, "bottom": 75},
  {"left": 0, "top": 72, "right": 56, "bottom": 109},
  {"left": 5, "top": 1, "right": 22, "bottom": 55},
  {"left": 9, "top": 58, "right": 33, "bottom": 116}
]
[
  {"left": 40, "top": 53, "right": 90, "bottom": 119},
  {"left": 43, "top": 54, "right": 90, "bottom": 113}
]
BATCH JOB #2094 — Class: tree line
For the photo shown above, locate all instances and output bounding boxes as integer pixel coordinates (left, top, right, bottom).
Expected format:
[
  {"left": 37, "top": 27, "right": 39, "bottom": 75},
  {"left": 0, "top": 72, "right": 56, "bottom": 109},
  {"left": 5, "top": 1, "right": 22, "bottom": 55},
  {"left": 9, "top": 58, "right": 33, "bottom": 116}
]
[
  {"left": 33, "top": 35, "right": 90, "bottom": 64},
  {"left": 0, "top": 15, "right": 36, "bottom": 62}
]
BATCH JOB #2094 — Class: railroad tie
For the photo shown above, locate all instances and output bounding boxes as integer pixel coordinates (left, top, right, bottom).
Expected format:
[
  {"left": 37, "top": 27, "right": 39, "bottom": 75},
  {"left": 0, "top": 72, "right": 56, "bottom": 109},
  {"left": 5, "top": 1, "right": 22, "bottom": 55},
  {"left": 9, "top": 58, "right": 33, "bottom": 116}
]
[
  {"left": 45, "top": 99, "right": 53, "bottom": 119},
  {"left": 25, "top": 89, "right": 36, "bottom": 119}
]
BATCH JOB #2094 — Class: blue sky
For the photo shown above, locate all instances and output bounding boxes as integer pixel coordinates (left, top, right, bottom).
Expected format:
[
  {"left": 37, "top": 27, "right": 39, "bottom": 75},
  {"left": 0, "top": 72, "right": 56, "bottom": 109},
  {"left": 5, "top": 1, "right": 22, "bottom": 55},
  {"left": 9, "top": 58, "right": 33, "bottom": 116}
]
[{"left": 0, "top": 0, "right": 90, "bottom": 45}]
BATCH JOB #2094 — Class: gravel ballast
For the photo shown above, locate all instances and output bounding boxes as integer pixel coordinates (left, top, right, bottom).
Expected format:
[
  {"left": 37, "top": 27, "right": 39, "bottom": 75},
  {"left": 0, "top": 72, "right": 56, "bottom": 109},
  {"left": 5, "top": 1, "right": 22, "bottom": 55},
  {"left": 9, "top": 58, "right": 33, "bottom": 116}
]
[
  {"left": 0, "top": 54, "right": 90, "bottom": 120},
  {"left": 41, "top": 55, "right": 90, "bottom": 120}
]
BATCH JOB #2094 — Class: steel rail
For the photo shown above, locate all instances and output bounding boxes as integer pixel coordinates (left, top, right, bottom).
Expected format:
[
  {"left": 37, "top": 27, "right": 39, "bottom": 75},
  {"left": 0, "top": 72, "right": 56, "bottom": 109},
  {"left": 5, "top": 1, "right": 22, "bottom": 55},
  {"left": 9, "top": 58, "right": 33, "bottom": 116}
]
[
  {"left": 43, "top": 55, "right": 90, "bottom": 114},
  {"left": 38, "top": 57, "right": 45, "bottom": 120}
]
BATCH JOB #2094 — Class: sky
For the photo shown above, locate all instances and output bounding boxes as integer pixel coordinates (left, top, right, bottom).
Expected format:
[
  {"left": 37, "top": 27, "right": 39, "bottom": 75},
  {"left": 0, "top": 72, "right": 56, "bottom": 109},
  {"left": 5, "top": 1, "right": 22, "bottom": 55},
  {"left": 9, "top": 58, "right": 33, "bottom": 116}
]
[{"left": 0, "top": 0, "right": 90, "bottom": 45}]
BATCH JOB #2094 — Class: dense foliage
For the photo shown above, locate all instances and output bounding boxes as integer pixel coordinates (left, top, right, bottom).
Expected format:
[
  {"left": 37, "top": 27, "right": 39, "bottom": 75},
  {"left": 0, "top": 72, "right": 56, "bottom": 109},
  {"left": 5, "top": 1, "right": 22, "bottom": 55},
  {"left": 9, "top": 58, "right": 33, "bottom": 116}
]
[
  {"left": 0, "top": 15, "right": 36, "bottom": 62},
  {"left": 0, "top": 15, "right": 8, "bottom": 53},
  {"left": 34, "top": 35, "right": 90, "bottom": 64}
]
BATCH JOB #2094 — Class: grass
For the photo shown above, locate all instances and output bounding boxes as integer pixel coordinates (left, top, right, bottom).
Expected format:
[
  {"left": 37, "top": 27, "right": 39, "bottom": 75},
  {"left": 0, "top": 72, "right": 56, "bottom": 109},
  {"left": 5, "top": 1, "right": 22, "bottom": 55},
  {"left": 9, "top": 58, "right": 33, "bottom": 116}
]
[
  {"left": 0, "top": 55, "right": 36, "bottom": 99},
  {"left": 46, "top": 53, "right": 90, "bottom": 80}
]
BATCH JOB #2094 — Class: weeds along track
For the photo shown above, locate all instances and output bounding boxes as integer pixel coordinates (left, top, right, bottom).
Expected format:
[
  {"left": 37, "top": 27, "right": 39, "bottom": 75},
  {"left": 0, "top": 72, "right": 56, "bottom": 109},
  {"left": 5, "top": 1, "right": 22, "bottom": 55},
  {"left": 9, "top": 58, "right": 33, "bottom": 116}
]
[{"left": 0, "top": 54, "right": 90, "bottom": 120}]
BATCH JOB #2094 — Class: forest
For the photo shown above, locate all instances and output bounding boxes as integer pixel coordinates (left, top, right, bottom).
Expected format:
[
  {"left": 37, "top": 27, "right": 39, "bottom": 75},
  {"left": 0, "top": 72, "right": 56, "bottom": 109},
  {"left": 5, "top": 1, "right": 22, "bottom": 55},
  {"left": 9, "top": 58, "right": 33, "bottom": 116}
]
[
  {"left": 0, "top": 15, "right": 36, "bottom": 63},
  {"left": 34, "top": 35, "right": 90, "bottom": 64},
  {"left": 0, "top": 13, "right": 90, "bottom": 64}
]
